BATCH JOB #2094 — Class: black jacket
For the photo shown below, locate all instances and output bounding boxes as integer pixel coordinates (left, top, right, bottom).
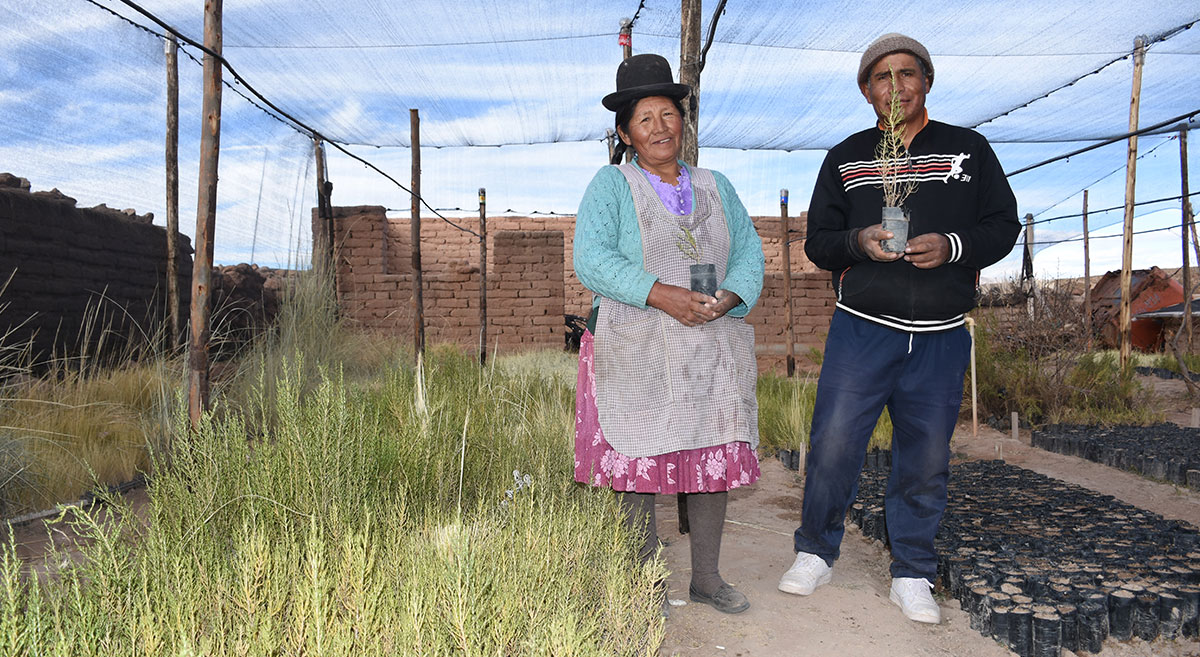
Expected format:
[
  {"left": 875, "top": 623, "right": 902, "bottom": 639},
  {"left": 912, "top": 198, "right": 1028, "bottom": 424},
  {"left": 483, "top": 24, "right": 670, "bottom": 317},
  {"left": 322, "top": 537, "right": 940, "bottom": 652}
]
[{"left": 804, "top": 120, "right": 1020, "bottom": 332}]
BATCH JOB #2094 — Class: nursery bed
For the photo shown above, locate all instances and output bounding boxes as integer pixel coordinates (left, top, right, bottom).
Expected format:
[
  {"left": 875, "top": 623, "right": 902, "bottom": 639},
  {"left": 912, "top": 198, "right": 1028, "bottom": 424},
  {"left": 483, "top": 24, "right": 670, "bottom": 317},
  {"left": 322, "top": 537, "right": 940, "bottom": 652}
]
[
  {"left": 1031, "top": 424, "right": 1200, "bottom": 490},
  {"left": 851, "top": 459, "right": 1200, "bottom": 655}
]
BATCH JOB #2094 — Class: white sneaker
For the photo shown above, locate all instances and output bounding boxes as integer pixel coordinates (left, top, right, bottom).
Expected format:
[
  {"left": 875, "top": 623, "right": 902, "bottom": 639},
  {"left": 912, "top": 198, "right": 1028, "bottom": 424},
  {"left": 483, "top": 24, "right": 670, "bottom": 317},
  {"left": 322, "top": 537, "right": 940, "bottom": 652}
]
[
  {"left": 890, "top": 577, "right": 941, "bottom": 624},
  {"left": 778, "top": 552, "right": 832, "bottom": 596}
]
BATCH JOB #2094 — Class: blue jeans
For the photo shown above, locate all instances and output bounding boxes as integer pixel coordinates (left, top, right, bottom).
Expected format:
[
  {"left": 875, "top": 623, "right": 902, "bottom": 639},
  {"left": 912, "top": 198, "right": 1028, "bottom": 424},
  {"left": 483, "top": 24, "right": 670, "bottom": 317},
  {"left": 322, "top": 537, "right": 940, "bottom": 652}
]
[{"left": 794, "top": 310, "right": 970, "bottom": 580}]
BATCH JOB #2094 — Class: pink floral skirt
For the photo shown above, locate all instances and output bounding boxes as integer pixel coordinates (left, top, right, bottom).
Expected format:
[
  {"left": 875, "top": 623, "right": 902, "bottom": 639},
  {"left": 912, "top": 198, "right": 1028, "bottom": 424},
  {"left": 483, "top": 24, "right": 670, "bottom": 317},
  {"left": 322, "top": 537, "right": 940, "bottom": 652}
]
[{"left": 574, "top": 329, "right": 760, "bottom": 494}]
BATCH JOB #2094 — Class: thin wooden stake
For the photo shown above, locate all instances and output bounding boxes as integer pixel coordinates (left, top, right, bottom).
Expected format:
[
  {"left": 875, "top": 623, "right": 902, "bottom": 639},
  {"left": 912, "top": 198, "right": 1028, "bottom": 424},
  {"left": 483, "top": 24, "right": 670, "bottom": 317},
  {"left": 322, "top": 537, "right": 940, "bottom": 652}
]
[
  {"left": 967, "top": 317, "right": 978, "bottom": 439},
  {"left": 679, "top": 0, "right": 701, "bottom": 168},
  {"left": 780, "top": 189, "right": 796, "bottom": 377},
  {"left": 1191, "top": 407, "right": 1199, "bottom": 428},
  {"left": 410, "top": 109, "right": 425, "bottom": 360},
  {"left": 1182, "top": 128, "right": 1193, "bottom": 353},
  {"left": 188, "top": 0, "right": 223, "bottom": 429},
  {"left": 165, "top": 36, "right": 180, "bottom": 348},
  {"left": 478, "top": 188, "right": 488, "bottom": 365},
  {"left": 1119, "top": 36, "right": 1147, "bottom": 370},
  {"left": 1083, "top": 190, "right": 1092, "bottom": 351}
]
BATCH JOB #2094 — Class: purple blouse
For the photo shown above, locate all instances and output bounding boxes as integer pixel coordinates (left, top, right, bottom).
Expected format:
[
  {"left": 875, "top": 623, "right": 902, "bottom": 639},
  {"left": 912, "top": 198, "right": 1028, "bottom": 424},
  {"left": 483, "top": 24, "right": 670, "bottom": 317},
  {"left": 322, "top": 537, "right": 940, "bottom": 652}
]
[{"left": 638, "top": 160, "right": 693, "bottom": 215}]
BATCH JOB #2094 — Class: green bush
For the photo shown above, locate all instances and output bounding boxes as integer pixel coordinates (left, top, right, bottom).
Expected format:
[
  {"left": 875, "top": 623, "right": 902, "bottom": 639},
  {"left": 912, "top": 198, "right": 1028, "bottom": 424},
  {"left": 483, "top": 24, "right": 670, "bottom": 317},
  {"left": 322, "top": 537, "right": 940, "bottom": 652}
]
[
  {"left": 1056, "top": 352, "right": 1158, "bottom": 425},
  {"left": 968, "top": 278, "right": 1160, "bottom": 427}
]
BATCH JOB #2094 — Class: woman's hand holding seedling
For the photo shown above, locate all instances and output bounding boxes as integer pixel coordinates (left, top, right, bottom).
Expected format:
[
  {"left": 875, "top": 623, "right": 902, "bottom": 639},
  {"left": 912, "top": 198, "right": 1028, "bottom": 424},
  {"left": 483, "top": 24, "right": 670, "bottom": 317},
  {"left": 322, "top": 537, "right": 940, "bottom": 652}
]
[
  {"left": 648, "top": 283, "right": 741, "bottom": 326},
  {"left": 703, "top": 289, "right": 742, "bottom": 320},
  {"left": 648, "top": 281, "right": 719, "bottom": 327}
]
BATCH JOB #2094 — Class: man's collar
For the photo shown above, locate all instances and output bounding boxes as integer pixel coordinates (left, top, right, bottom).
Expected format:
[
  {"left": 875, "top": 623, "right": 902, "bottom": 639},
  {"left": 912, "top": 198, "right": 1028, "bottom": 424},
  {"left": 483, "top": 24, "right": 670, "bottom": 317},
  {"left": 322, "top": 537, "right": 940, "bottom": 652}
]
[{"left": 875, "top": 108, "right": 930, "bottom": 137}]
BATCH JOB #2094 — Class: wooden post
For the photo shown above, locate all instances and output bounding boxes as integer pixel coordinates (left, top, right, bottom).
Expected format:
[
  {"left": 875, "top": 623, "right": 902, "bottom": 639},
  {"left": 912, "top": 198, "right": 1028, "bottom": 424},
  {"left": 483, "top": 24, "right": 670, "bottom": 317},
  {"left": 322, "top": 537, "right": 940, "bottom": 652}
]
[
  {"left": 677, "top": 0, "right": 701, "bottom": 537},
  {"left": 165, "top": 36, "right": 180, "bottom": 349},
  {"left": 1082, "top": 190, "right": 1092, "bottom": 350},
  {"left": 1023, "top": 212, "right": 1035, "bottom": 318},
  {"left": 619, "top": 19, "right": 633, "bottom": 163},
  {"left": 313, "top": 139, "right": 330, "bottom": 270},
  {"left": 1182, "top": 128, "right": 1194, "bottom": 353},
  {"left": 1118, "top": 36, "right": 1147, "bottom": 370},
  {"left": 619, "top": 17, "right": 632, "bottom": 60},
  {"left": 478, "top": 187, "right": 488, "bottom": 365},
  {"left": 188, "top": 0, "right": 223, "bottom": 429},
  {"left": 780, "top": 189, "right": 797, "bottom": 377},
  {"left": 679, "top": 0, "right": 701, "bottom": 168},
  {"left": 410, "top": 109, "right": 425, "bottom": 359},
  {"left": 314, "top": 139, "right": 338, "bottom": 317}
]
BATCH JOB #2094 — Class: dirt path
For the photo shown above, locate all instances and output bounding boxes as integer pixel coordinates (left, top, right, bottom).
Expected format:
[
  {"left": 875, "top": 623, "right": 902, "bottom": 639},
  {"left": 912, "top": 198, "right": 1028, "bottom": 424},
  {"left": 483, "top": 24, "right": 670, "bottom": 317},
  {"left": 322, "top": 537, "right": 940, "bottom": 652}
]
[{"left": 658, "top": 419, "right": 1200, "bottom": 657}]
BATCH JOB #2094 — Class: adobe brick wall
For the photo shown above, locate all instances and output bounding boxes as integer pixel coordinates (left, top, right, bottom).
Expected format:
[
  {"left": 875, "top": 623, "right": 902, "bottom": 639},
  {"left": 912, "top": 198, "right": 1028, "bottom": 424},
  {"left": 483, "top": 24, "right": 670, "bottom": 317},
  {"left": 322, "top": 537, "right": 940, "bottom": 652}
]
[
  {"left": 327, "top": 206, "right": 568, "bottom": 353},
  {"left": 749, "top": 271, "right": 836, "bottom": 373},
  {"left": 324, "top": 204, "right": 834, "bottom": 370},
  {"left": 0, "top": 182, "right": 192, "bottom": 364}
]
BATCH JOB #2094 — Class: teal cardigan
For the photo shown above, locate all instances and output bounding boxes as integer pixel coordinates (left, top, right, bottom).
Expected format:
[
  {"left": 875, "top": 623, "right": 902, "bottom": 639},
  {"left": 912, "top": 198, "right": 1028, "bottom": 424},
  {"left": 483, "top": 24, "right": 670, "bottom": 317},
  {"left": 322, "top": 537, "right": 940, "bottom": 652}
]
[{"left": 573, "top": 162, "right": 764, "bottom": 317}]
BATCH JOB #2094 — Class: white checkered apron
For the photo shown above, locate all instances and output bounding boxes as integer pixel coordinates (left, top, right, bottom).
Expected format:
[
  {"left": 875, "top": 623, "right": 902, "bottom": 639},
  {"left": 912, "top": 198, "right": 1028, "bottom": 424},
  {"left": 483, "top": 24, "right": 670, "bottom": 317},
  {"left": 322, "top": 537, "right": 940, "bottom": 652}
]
[{"left": 592, "top": 164, "right": 758, "bottom": 458}]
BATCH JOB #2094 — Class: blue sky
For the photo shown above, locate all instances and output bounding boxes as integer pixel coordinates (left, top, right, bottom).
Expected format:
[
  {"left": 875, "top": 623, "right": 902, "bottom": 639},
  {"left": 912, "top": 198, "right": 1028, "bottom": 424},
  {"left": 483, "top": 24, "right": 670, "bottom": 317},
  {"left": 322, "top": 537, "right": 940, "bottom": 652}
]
[{"left": 2, "top": 0, "right": 1197, "bottom": 282}]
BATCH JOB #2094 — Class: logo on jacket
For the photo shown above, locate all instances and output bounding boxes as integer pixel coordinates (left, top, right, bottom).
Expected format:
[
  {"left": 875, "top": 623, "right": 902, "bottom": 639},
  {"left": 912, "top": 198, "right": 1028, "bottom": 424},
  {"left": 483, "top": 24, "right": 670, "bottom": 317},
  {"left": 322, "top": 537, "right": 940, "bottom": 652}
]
[{"left": 946, "top": 153, "right": 971, "bottom": 183}]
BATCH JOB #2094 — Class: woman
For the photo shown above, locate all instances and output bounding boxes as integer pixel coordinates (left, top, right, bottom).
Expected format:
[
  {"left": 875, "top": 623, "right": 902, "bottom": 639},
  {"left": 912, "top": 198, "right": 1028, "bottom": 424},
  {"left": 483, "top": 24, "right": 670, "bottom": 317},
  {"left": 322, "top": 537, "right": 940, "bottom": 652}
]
[{"left": 573, "top": 53, "right": 765, "bottom": 614}]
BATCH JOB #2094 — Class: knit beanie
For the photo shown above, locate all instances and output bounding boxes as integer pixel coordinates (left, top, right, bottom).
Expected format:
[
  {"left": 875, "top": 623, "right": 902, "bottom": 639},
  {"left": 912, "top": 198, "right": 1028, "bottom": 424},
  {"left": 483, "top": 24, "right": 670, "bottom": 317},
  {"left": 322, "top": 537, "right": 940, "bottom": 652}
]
[{"left": 857, "top": 33, "right": 933, "bottom": 88}]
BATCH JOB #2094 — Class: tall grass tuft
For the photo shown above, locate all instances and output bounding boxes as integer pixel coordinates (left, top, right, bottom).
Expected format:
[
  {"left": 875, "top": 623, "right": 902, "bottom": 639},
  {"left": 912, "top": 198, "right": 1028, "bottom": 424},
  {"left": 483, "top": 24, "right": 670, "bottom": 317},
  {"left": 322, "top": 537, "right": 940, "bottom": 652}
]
[
  {"left": 222, "top": 269, "right": 407, "bottom": 431},
  {"left": 1, "top": 259, "right": 664, "bottom": 654},
  {"left": 0, "top": 349, "right": 663, "bottom": 655},
  {"left": 0, "top": 277, "right": 179, "bottom": 516},
  {"left": 757, "top": 373, "right": 816, "bottom": 452},
  {"left": 0, "top": 362, "right": 174, "bottom": 516},
  {"left": 757, "top": 372, "right": 892, "bottom": 452}
]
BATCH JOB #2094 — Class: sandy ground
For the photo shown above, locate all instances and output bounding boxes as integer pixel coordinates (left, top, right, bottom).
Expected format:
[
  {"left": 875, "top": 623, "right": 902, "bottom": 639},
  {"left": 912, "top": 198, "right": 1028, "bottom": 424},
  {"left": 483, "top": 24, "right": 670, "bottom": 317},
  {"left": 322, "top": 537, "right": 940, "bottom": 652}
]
[{"left": 658, "top": 408, "right": 1200, "bottom": 657}]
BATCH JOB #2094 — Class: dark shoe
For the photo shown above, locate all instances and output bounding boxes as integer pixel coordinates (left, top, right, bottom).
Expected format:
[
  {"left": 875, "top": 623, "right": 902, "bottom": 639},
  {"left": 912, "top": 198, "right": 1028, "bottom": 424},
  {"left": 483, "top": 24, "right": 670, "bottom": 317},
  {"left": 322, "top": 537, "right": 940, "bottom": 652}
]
[{"left": 688, "top": 583, "right": 750, "bottom": 614}]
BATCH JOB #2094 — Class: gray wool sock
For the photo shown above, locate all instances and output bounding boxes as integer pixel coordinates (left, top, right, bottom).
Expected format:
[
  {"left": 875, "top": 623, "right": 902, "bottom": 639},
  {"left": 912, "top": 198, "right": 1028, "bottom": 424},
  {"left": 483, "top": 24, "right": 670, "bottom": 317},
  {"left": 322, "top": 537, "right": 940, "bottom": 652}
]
[
  {"left": 686, "top": 491, "right": 728, "bottom": 597},
  {"left": 618, "top": 492, "right": 658, "bottom": 565}
]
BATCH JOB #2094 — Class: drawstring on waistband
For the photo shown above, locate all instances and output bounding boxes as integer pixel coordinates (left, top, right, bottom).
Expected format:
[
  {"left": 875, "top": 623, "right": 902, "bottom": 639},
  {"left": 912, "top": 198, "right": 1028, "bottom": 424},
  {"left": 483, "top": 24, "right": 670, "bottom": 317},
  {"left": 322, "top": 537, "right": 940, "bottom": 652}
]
[{"left": 907, "top": 332, "right": 914, "bottom": 354}]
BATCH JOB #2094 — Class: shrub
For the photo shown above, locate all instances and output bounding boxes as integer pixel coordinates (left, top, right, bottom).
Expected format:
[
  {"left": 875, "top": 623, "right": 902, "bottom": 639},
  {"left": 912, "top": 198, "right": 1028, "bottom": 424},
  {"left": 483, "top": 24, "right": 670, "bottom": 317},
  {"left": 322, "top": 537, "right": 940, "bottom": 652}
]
[
  {"left": 0, "top": 350, "right": 664, "bottom": 656},
  {"left": 969, "top": 277, "right": 1158, "bottom": 427}
]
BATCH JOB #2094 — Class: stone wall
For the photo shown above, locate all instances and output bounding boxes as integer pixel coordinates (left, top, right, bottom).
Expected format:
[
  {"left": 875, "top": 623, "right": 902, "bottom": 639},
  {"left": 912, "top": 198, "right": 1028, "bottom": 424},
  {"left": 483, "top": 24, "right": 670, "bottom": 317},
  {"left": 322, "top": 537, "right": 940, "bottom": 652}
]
[
  {"left": 322, "top": 204, "right": 834, "bottom": 369},
  {"left": 0, "top": 175, "right": 193, "bottom": 365}
]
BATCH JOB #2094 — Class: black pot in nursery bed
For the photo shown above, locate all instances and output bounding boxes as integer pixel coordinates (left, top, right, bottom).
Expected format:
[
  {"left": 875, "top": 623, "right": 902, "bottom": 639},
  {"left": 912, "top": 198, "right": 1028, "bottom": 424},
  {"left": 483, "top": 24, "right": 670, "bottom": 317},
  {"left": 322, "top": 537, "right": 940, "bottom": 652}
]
[
  {"left": 849, "top": 459, "right": 1200, "bottom": 654},
  {"left": 1133, "top": 365, "right": 1200, "bottom": 382},
  {"left": 1031, "top": 423, "right": 1200, "bottom": 490}
]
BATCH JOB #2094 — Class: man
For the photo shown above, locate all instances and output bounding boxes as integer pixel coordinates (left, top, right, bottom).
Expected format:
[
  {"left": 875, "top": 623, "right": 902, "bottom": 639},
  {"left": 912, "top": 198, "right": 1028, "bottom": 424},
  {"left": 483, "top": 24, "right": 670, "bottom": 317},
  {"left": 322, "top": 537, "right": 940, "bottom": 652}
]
[{"left": 777, "top": 34, "right": 1020, "bottom": 624}]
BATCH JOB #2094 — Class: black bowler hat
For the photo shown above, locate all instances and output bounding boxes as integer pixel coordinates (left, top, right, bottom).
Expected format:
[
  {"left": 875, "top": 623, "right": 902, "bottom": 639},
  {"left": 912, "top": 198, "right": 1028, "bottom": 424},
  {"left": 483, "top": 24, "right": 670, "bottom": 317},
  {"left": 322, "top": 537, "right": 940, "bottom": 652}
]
[{"left": 602, "top": 53, "right": 691, "bottom": 111}]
